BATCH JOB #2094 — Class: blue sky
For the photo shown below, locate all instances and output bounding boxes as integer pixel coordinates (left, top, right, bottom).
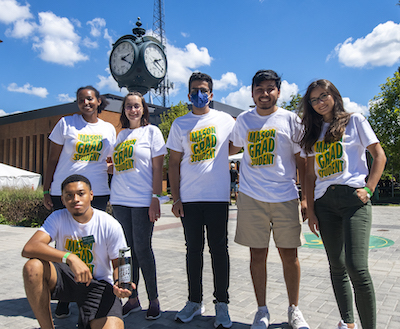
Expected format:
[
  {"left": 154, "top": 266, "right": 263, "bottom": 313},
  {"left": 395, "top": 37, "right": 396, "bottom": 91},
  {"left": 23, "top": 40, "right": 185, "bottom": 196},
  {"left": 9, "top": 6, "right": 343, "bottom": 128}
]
[{"left": 1, "top": 0, "right": 400, "bottom": 117}]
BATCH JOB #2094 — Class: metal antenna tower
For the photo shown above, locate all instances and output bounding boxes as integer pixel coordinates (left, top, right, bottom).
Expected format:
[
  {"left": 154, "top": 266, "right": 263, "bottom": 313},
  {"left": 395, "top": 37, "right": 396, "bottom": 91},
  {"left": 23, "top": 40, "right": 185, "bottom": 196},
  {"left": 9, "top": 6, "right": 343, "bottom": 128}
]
[{"left": 152, "top": 0, "right": 173, "bottom": 107}]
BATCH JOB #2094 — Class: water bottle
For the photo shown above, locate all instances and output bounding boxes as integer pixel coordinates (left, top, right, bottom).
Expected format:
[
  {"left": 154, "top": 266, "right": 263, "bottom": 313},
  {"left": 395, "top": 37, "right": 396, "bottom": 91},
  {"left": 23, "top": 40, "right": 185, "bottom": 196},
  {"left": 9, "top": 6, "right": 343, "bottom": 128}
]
[{"left": 118, "top": 247, "right": 133, "bottom": 291}]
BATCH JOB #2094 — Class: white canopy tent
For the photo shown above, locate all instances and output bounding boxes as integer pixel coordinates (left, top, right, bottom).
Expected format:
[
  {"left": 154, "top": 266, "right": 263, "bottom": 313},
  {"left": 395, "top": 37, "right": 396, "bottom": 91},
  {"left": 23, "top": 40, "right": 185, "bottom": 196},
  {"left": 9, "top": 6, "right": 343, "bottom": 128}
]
[
  {"left": 228, "top": 153, "right": 243, "bottom": 162},
  {"left": 0, "top": 163, "right": 41, "bottom": 190}
]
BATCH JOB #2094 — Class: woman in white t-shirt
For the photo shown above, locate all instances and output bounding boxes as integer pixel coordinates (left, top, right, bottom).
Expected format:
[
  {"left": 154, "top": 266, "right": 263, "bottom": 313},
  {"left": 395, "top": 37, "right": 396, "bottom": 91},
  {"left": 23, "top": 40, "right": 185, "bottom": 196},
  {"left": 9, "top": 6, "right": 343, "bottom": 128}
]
[
  {"left": 299, "top": 79, "right": 386, "bottom": 329},
  {"left": 42, "top": 85, "right": 116, "bottom": 318},
  {"left": 110, "top": 92, "right": 166, "bottom": 320}
]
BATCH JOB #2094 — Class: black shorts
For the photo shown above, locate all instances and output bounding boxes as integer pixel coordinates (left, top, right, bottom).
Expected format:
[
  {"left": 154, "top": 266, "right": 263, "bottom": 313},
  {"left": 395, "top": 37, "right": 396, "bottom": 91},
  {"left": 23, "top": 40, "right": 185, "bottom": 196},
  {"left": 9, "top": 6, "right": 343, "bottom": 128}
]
[{"left": 51, "top": 263, "right": 122, "bottom": 329}]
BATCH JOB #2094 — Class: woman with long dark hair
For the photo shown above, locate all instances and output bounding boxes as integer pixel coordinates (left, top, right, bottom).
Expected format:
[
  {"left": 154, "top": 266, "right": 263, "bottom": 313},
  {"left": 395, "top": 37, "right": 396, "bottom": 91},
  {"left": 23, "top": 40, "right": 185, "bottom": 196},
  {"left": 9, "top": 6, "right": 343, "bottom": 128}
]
[
  {"left": 110, "top": 92, "right": 166, "bottom": 320},
  {"left": 299, "top": 79, "right": 386, "bottom": 329}
]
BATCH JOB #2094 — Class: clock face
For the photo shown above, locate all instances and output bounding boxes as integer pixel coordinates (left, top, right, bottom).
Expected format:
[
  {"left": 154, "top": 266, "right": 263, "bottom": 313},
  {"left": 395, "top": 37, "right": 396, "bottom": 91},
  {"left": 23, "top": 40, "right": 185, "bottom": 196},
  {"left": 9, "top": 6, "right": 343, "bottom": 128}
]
[
  {"left": 144, "top": 43, "right": 166, "bottom": 79},
  {"left": 110, "top": 41, "right": 135, "bottom": 76}
]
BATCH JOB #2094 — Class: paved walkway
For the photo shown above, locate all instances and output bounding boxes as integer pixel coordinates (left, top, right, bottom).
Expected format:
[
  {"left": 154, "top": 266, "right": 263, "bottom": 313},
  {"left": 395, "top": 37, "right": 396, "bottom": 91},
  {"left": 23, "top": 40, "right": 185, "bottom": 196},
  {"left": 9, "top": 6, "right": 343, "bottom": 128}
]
[{"left": 1, "top": 204, "right": 399, "bottom": 329}]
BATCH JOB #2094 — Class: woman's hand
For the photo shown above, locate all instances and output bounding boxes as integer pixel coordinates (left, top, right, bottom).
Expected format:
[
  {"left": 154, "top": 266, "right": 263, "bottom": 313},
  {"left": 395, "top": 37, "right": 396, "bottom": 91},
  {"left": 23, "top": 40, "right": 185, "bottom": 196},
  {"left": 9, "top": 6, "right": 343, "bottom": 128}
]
[
  {"left": 149, "top": 197, "right": 161, "bottom": 222},
  {"left": 43, "top": 193, "right": 53, "bottom": 210},
  {"left": 356, "top": 188, "right": 370, "bottom": 204}
]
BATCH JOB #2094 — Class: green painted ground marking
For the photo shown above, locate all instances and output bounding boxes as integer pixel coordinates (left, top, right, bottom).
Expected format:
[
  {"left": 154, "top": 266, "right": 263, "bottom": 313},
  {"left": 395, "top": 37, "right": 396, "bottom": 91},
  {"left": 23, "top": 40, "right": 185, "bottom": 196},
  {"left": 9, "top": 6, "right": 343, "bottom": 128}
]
[{"left": 302, "top": 233, "right": 394, "bottom": 249}]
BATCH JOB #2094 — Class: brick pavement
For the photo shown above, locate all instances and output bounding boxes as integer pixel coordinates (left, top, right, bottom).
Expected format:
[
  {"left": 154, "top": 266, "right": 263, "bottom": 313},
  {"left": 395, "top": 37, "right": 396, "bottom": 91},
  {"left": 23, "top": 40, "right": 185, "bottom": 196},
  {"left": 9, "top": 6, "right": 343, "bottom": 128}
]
[{"left": 0, "top": 204, "right": 399, "bottom": 328}]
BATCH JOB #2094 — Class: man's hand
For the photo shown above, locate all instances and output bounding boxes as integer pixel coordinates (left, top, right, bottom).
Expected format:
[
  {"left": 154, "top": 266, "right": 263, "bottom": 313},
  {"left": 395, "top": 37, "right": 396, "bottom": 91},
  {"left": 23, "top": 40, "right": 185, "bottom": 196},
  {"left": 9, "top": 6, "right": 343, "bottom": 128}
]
[
  {"left": 308, "top": 213, "right": 320, "bottom": 237},
  {"left": 43, "top": 193, "right": 53, "bottom": 210},
  {"left": 300, "top": 199, "right": 307, "bottom": 222},
  {"left": 113, "top": 283, "right": 135, "bottom": 299},
  {"left": 66, "top": 253, "right": 93, "bottom": 286}
]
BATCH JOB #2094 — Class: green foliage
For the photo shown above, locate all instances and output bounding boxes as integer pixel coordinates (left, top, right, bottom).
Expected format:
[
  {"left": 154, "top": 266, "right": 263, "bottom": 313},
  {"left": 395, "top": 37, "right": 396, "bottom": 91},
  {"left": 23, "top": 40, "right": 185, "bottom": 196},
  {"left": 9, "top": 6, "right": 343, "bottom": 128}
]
[
  {"left": 368, "top": 70, "right": 400, "bottom": 173},
  {"left": 159, "top": 101, "right": 189, "bottom": 169},
  {"left": 281, "top": 93, "right": 302, "bottom": 113},
  {"left": 0, "top": 187, "right": 51, "bottom": 227}
]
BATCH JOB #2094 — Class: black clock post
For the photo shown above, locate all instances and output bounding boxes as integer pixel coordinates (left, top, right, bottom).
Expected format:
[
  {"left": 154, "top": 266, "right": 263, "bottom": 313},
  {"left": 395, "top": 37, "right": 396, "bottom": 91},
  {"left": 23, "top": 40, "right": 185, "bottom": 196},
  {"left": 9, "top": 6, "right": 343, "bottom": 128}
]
[{"left": 109, "top": 18, "right": 167, "bottom": 95}]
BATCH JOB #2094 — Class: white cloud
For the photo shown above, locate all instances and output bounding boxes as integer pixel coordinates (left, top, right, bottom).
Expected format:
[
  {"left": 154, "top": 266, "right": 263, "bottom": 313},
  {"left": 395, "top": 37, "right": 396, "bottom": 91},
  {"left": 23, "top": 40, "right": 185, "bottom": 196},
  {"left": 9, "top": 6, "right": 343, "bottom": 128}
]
[
  {"left": 96, "top": 68, "right": 128, "bottom": 94},
  {"left": 33, "top": 11, "right": 88, "bottom": 66},
  {"left": 5, "top": 17, "right": 35, "bottom": 38},
  {"left": 221, "top": 80, "right": 299, "bottom": 110},
  {"left": 277, "top": 80, "right": 299, "bottom": 106},
  {"left": 221, "top": 85, "right": 253, "bottom": 110},
  {"left": 181, "top": 32, "right": 189, "bottom": 38},
  {"left": 166, "top": 42, "right": 213, "bottom": 93},
  {"left": 82, "top": 36, "right": 98, "bottom": 49},
  {"left": 0, "top": 0, "right": 35, "bottom": 38},
  {"left": 87, "top": 17, "right": 106, "bottom": 37},
  {"left": 328, "top": 21, "right": 400, "bottom": 67},
  {"left": 58, "top": 93, "right": 75, "bottom": 103},
  {"left": 0, "top": 0, "right": 32, "bottom": 24},
  {"left": 103, "top": 28, "right": 113, "bottom": 51},
  {"left": 213, "top": 72, "right": 238, "bottom": 91},
  {"left": 7, "top": 82, "right": 48, "bottom": 98},
  {"left": 343, "top": 97, "right": 369, "bottom": 116},
  {"left": 0, "top": 109, "right": 7, "bottom": 117}
]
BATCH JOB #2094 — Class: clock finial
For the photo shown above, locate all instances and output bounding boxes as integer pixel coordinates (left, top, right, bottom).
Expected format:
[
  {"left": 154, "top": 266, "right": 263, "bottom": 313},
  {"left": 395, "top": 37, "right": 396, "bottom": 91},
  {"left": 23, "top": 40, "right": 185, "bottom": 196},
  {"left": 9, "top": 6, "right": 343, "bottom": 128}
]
[{"left": 132, "top": 17, "right": 146, "bottom": 38}]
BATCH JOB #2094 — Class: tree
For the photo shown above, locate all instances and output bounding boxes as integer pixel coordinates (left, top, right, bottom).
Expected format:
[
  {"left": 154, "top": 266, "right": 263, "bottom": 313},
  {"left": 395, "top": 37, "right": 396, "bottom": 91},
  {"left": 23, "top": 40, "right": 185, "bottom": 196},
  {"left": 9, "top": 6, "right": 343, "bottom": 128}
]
[
  {"left": 368, "top": 69, "right": 400, "bottom": 173},
  {"left": 158, "top": 101, "right": 189, "bottom": 169},
  {"left": 281, "top": 93, "right": 302, "bottom": 112}
]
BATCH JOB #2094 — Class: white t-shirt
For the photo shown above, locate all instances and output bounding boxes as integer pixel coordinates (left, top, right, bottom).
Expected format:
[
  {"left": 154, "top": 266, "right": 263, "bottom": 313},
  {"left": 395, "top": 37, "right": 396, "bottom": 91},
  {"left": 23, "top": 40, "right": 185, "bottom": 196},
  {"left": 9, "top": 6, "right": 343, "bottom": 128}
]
[
  {"left": 231, "top": 107, "right": 302, "bottom": 203},
  {"left": 39, "top": 208, "right": 127, "bottom": 284},
  {"left": 49, "top": 114, "right": 116, "bottom": 196},
  {"left": 110, "top": 125, "right": 167, "bottom": 207},
  {"left": 311, "top": 113, "right": 379, "bottom": 200},
  {"left": 166, "top": 109, "right": 235, "bottom": 202}
]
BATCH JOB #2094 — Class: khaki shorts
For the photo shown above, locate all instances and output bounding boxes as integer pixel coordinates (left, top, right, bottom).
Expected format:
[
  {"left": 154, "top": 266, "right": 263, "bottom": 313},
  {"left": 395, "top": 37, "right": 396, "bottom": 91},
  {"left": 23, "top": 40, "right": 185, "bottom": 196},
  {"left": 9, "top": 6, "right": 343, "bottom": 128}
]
[{"left": 234, "top": 192, "right": 305, "bottom": 249}]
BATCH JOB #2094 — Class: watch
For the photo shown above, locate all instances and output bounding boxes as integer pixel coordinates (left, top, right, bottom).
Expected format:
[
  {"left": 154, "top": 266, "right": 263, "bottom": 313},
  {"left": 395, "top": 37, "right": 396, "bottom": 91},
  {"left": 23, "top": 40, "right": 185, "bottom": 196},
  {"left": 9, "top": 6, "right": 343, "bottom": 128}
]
[
  {"left": 110, "top": 40, "right": 136, "bottom": 76},
  {"left": 143, "top": 43, "right": 167, "bottom": 79}
]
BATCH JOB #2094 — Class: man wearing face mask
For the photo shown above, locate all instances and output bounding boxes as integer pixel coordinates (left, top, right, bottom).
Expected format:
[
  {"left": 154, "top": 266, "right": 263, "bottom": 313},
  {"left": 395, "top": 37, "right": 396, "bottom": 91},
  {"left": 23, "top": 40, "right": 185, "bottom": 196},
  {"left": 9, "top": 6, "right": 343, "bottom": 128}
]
[{"left": 166, "top": 72, "right": 235, "bottom": 328}]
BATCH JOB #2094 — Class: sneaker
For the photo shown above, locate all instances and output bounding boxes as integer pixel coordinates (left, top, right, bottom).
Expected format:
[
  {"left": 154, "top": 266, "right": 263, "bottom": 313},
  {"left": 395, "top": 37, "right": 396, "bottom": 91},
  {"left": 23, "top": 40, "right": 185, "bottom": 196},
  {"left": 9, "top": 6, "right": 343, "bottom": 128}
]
[
  {"left": 337, "top": 320, "right": 358, "bottom": 329},
  {"left": 288, "top": 305, "right": 309, "bottom": 329},
  {"left": 146, "top": 300, "right": 161, "bottom": 320},
  {"left": 175, "top": 301, "right": 205, "bottom": 323},
  {"left": 55, "top": 301, "right": 71, "bottom": 319},
  {"left": 122, "top": 298, "right": 142, "bottom": 318},
  {"left": 251, "top": 307, "right": 270, "bottom": 329},
  {"left": 214, "top": 302, "right": 232, "bottom": 328}
]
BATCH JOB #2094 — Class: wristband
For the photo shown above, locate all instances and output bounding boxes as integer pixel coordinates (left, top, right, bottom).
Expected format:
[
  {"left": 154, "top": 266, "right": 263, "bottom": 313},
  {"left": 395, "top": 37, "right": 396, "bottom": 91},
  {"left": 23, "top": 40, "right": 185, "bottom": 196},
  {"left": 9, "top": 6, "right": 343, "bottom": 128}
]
[
  {"left": 43, "top": 190, "right": 50, "bottom": 195},
  {"left": 62, "top": 252, "right": 71, "bottom": 264},
  {"left": 172, "top": 198, "right": 181, "bottom": 206},
  {"left": 114, "top": 279, "right": 119, "bottom": 285},
  {"left": 152, "top": 194, "right": 161, "bottom": 199},
  {"left": 363, "top": 186, "right": 372, "bottom": 198}
]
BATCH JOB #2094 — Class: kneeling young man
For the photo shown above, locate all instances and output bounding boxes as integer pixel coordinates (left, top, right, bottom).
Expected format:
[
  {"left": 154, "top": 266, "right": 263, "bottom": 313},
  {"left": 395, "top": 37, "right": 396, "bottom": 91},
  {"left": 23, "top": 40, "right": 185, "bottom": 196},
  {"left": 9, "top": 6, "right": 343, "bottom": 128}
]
[{"left": 22, "top": 174, "right": 132, "bottom": 329}]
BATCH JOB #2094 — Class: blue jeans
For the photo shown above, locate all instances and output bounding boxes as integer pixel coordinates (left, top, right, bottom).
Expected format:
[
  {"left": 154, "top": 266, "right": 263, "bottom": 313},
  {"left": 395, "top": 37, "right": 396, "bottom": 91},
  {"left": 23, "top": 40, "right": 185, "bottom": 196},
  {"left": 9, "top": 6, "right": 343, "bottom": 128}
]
[
  {"left": 315, "top": 185, "right": 376, "bottom": 328},
  {"left": 181, "top": 202, "right": 230, "bottom": 303},
  {"left": 112, "top": 205, "right": 158, "bottom": 301}
]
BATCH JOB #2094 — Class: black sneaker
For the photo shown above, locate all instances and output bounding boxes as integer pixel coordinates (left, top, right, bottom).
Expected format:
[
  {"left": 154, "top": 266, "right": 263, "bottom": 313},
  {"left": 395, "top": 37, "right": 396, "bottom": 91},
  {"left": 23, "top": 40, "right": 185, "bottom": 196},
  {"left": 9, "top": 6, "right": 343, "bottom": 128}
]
[{"left": 55, "top": 301, "right": 71, "bottom": 319}]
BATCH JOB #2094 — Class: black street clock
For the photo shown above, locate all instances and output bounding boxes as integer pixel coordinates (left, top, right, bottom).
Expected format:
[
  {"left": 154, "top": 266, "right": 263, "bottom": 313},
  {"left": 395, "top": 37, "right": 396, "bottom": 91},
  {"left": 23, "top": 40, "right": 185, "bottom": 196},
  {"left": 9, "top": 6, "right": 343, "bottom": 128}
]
[{"left": 109, "top": 18, "right": 167, "bottom": 95}]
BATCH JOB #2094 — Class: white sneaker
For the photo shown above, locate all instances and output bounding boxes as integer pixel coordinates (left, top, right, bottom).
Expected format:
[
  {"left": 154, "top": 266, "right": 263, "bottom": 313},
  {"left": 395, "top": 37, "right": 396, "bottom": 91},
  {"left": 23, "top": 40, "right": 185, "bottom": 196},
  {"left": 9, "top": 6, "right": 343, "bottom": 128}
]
[
  {"left": 214, "top": 302, "right": 232, "bottom": 328},
  {"left": 175, "top": 301, "right": 205, "bottom": 323},
  {"left": 337, "top": 320, "right": 358, "bottom": 329},
  {"left": 251, "top": 307, "right": 270, "bottom": 329},
  {"left": 288, "top": 305, "right": 309, "bottom": 329}
]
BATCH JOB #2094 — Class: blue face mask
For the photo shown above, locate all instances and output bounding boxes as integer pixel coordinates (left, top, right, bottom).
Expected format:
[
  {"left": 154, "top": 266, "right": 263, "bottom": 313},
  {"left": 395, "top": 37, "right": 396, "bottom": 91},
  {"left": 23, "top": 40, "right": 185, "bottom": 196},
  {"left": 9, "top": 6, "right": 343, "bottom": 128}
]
[{"left": 190, "top": 90, "right": 209, "bottom": 108}]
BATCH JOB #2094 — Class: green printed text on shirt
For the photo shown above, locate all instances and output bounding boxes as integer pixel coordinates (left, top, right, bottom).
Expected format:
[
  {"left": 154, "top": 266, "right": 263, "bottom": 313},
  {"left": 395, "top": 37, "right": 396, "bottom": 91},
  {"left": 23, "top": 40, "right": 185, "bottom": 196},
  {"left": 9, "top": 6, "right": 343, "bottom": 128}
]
[
  {"left": 73, "top": 134, "right": 103, "bottom": 162},
  {"left": 189, "top": 126, "right": 217, "bottom": 163},
  {"left": 314, "top": 139, "right": 344, "bottom": 179},
  {"left": 65, "top": 238, "right": 95, "bottom": 273},
  {"left": 247, "top": 129, "right": 276, "bottom": 166},
  {"left": 113, "top": 139, "right": 137, "bottom": 172}
]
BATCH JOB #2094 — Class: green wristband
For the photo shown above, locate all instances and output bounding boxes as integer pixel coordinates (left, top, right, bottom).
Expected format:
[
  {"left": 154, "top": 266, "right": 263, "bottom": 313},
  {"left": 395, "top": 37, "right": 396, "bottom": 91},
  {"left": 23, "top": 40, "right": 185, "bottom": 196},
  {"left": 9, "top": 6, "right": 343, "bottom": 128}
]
[
  {"left": 363, "top": 186, "right": 372, "bottom": 197},
  {"left": 43, "top": 190, "right": 50, "bottom": 195},
  {"left": 62, "top": 252, "right": 71, "bottom": 264}
]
